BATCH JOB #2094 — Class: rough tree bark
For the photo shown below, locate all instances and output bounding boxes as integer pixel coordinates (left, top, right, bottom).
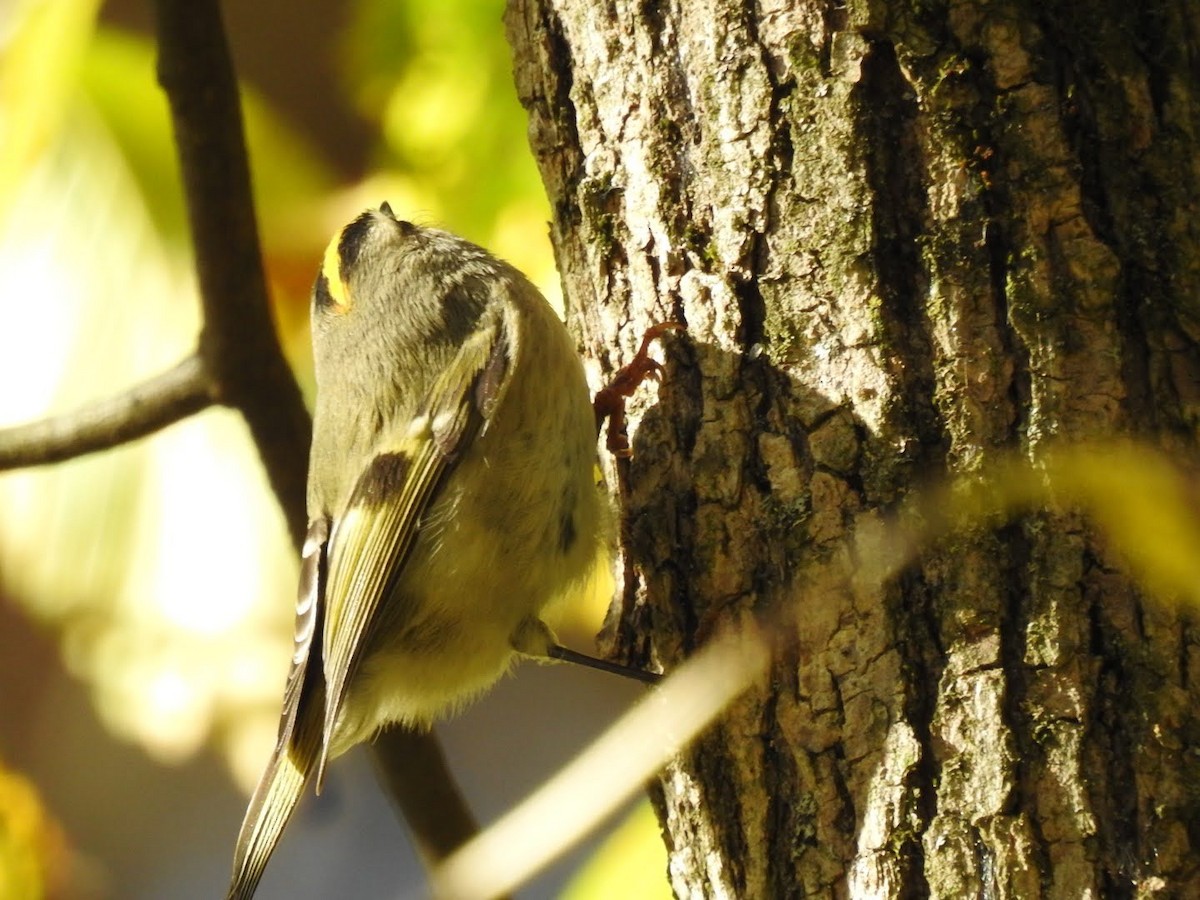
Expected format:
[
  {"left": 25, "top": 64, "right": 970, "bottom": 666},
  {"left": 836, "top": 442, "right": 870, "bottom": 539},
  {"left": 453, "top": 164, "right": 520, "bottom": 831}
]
[{"left": 507, "top": 1, "right": 1200, "bottom": 897}]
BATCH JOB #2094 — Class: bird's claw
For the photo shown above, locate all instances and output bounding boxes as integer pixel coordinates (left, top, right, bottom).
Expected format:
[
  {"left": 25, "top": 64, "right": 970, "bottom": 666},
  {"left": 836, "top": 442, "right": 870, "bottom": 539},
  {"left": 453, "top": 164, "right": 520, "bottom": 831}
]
[{"left": 594, "top": 321, "right": 684, "bottom": 456}]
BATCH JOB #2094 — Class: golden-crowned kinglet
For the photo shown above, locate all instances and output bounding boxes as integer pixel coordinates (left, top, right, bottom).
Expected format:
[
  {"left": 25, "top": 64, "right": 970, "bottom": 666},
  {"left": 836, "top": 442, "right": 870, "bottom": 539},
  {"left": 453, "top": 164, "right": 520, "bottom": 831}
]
[{"left": 226, "top": 203, "right": 612, "bottom": 899}]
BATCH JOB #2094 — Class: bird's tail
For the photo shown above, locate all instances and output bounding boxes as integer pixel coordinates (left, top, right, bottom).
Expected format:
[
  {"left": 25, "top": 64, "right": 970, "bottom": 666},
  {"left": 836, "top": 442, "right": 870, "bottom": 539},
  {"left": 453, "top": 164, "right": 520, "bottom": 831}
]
[{"left": 226, "top": 702, "right": 322, "bottom": 900}]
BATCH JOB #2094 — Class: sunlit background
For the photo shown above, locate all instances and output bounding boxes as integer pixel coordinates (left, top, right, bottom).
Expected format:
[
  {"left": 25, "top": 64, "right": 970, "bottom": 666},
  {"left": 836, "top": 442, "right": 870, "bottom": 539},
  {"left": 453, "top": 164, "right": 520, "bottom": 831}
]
[{"left": 0, "top": 1, "right": 669, "bottom": 897}]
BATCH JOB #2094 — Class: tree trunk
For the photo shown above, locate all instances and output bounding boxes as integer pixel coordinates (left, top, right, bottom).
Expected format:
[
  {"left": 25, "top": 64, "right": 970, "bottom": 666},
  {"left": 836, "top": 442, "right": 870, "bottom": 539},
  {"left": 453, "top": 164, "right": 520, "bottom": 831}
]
[{"left": 506, "top": 1, "right": 1200, "bottom": 897}]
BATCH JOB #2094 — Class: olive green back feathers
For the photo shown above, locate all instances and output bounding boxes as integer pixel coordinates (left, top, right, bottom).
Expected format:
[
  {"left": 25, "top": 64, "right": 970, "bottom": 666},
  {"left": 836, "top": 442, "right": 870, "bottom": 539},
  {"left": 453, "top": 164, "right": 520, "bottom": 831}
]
[{"left": 226, "top": 204, "right": 604, "bottom": 899}]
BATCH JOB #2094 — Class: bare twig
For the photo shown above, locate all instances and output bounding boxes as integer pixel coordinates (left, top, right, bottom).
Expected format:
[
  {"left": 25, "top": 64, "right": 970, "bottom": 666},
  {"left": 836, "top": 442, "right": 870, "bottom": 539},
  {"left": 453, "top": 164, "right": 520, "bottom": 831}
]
[
  {"left": 0, "top": 354, "right": 213, "bottom": 469},
  {"left": 153, "top": 0, "right": 311, "bottom": 548},
  {"left": 372, "top": 728, "right": 488, "bottom": 870}
]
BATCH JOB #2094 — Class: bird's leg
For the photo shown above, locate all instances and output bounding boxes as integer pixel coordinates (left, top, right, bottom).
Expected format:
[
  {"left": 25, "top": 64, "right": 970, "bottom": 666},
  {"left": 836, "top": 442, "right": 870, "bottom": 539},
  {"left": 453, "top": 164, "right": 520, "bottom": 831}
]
[{"left": 547, "top": 643, "right": 662, "bottom": 685}]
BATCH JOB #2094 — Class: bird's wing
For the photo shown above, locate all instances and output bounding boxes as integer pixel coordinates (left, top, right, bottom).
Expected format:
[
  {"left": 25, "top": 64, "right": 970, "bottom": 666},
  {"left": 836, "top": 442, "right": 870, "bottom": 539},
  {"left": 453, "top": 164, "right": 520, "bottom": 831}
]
[
  {"left": 227, "top": 517, "right": 329, "bottom": 900},
  {"left": 317, "top": 306, "right": 512, "bottom": 786}
]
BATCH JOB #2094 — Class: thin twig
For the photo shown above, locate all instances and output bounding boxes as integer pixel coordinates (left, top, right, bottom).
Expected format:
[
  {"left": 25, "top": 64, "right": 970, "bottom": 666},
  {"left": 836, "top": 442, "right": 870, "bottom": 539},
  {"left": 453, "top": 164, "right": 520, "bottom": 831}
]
[
  {"left": 372, "top": 727, "right": 491, "bottom": 874},
  {"left": 0, "top": 354, "right": 213, "bottom": 469}
]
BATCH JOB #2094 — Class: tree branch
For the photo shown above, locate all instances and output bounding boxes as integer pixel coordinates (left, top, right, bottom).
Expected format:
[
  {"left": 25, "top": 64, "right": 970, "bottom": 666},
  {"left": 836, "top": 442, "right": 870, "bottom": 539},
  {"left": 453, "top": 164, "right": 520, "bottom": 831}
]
[
  {"left": 153, "top": 0, "right": 311, "bottom": 548},
  {"left": 372, "top": 727, "right": 491, "bottom": 871},
  {"left": 0, "top": 354, "right": 213, "bottom": 469}
]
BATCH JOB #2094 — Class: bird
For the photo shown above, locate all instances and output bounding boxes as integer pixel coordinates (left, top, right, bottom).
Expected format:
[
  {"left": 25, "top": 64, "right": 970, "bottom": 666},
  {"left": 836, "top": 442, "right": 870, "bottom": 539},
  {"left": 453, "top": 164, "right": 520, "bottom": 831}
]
[{"left": 226, "top": 202, "right": 616, "bottom": 899}]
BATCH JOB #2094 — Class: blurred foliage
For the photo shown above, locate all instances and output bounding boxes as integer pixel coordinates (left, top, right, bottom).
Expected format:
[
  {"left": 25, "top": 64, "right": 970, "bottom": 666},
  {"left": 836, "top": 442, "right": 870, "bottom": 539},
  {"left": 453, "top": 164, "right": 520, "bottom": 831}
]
[
  {"left": 340, "top": 0, "right": 548, "bottom": 239},
  {"left": 931, "top": 442, "right": 1200, "bottom": 608},
  {"left": 75, "top": 26, "right": 340, "bottom": 390},
  {"left": 0, "top": 0, "right": 102, "bottom": 212},
  {"left": 78, "top": 29, "right": 334, "bottom": 256},
  {"left": 561, "top": 800, "right": 672, "bottom": 900},
  {"left": 0, "top": 760, "right": 53, "bottom": 900},
  {"left": 336, "top": 0, "right": 561, "bottom": 300},
  {"left": 0, "top": 758, "right": 83, "bottom": 900}
]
